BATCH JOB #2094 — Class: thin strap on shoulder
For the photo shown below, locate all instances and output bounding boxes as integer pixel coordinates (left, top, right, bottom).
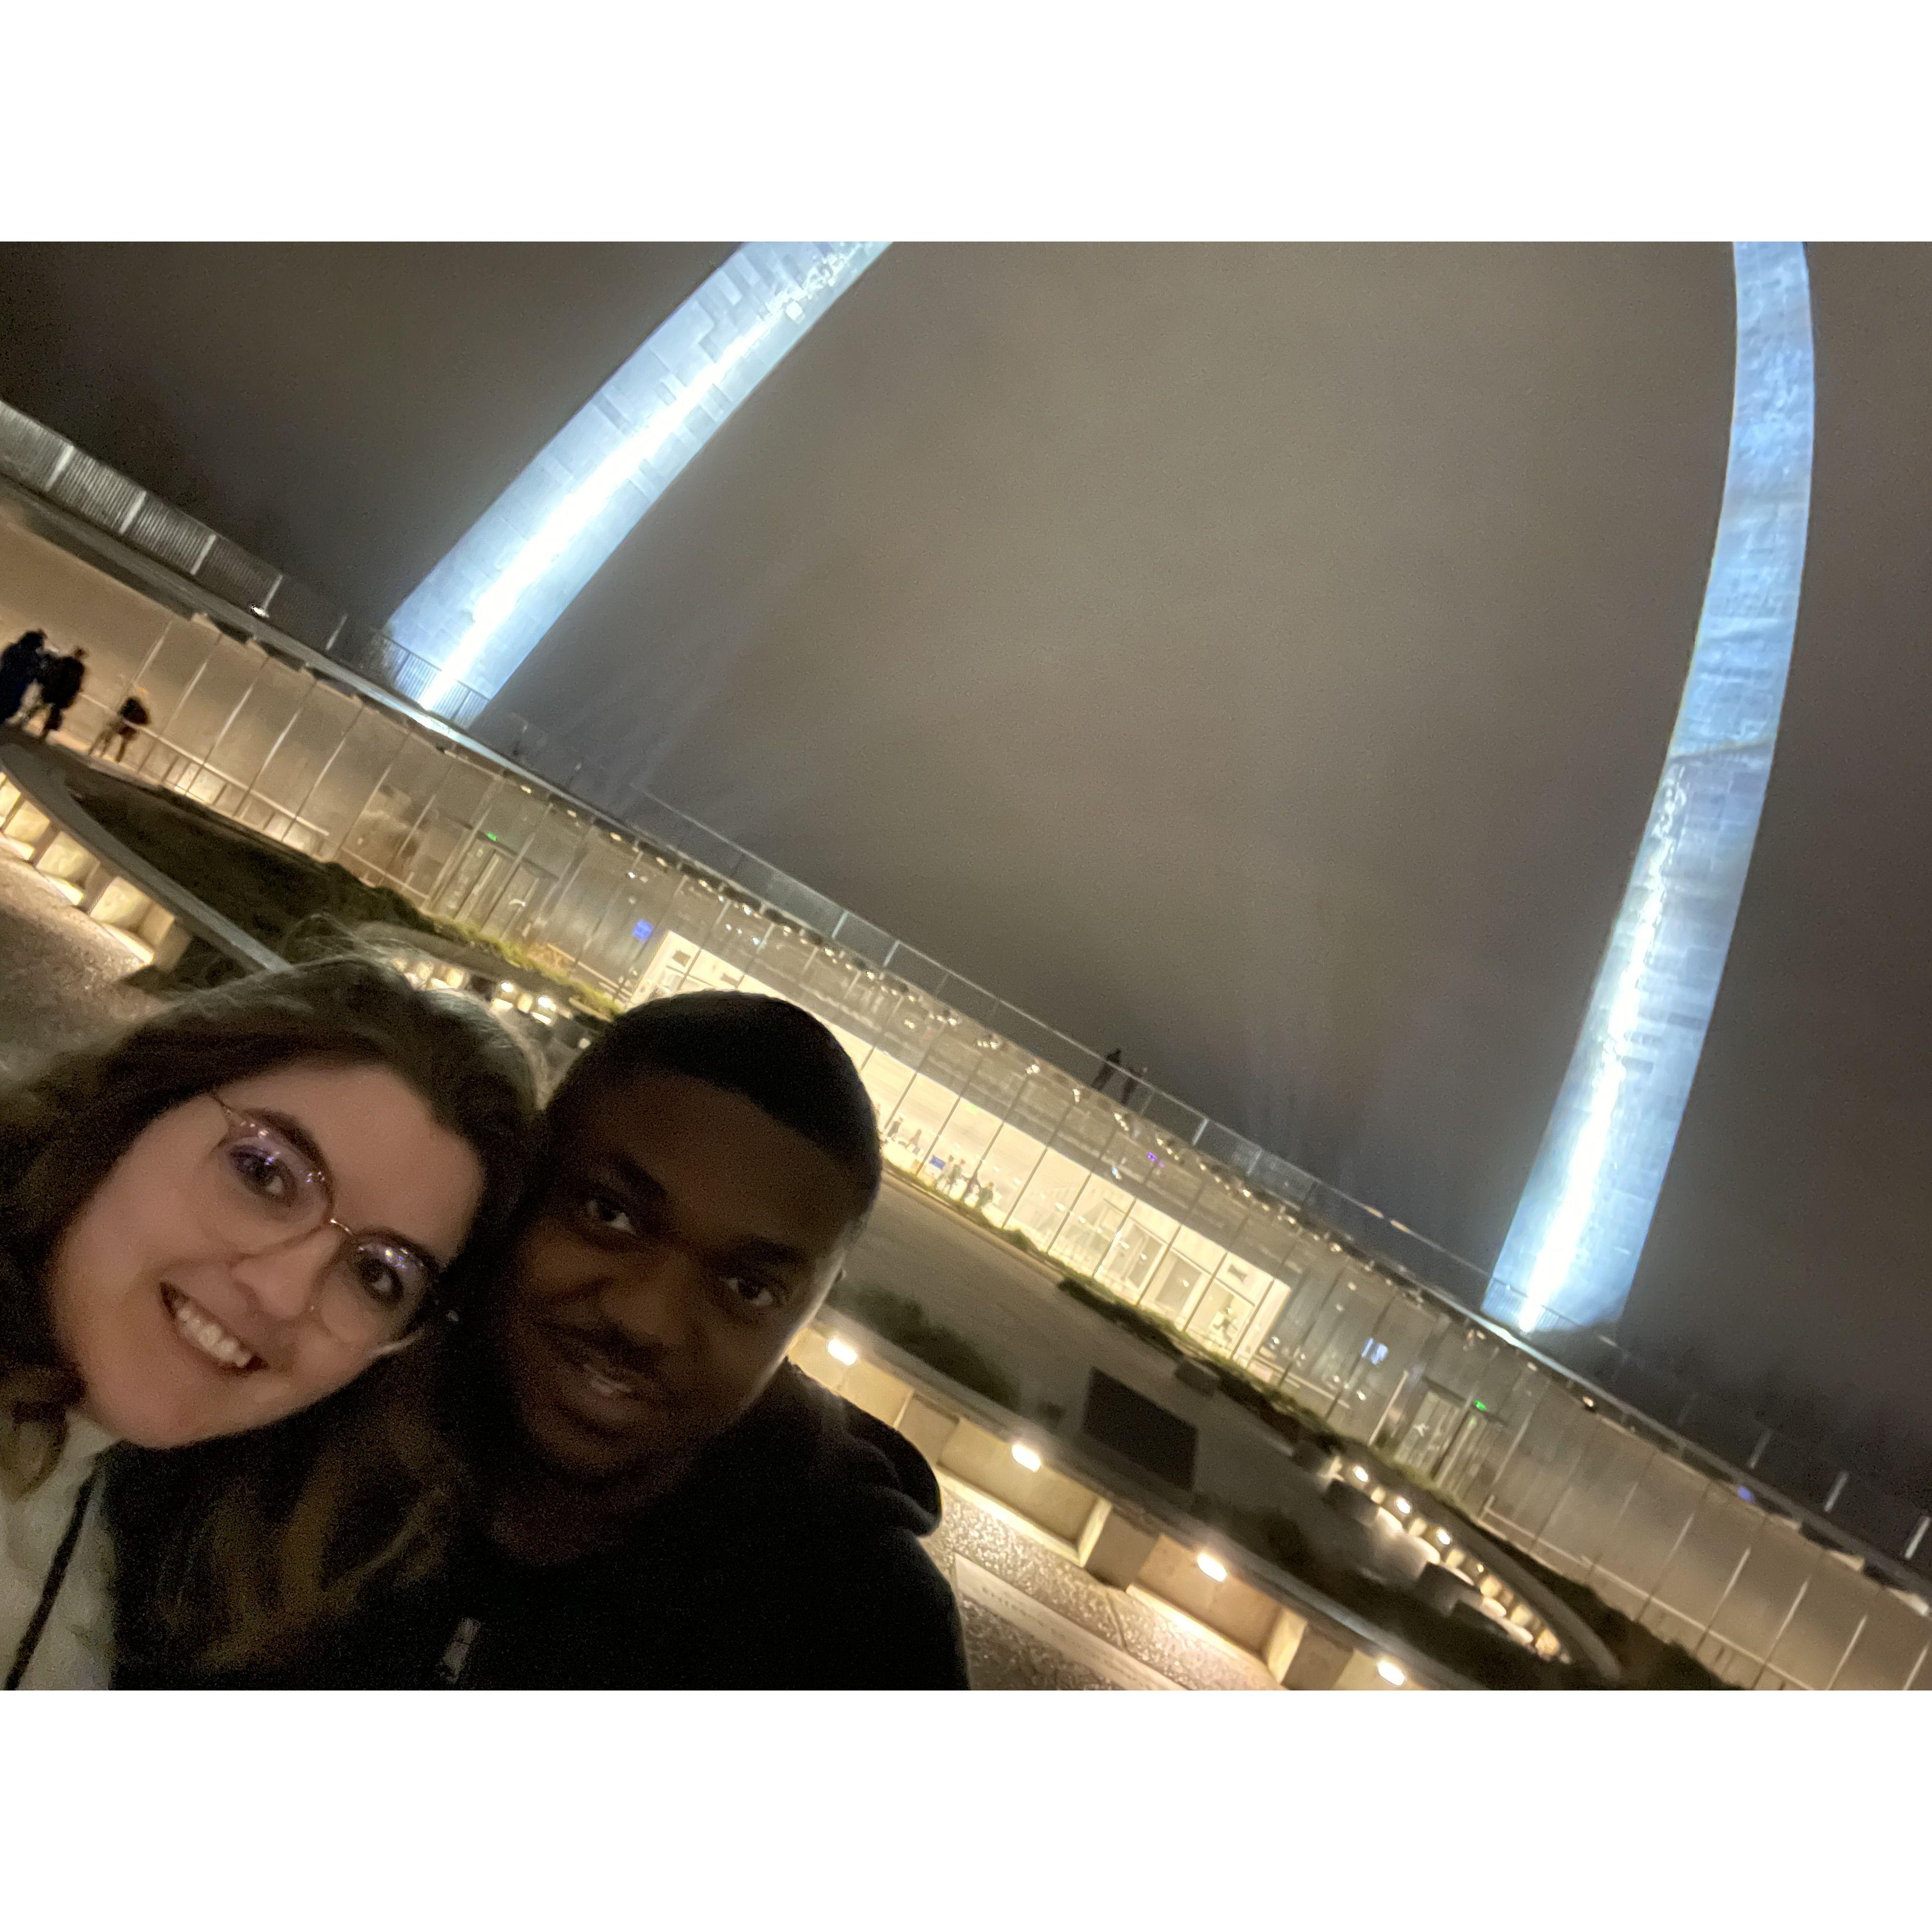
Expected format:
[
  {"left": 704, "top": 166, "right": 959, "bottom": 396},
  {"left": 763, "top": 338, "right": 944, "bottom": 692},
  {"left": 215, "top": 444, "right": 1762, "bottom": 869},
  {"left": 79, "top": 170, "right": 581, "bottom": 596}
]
[{"left": 6, "top": 1471, "right": 99, "bottom": 1690}]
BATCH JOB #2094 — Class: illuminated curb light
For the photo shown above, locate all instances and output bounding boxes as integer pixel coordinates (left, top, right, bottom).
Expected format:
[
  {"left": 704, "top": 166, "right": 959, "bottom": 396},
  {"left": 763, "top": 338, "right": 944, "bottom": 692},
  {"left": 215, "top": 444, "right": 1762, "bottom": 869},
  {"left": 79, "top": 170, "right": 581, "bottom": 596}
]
[
  {"left": 1377, "top": 1659, "right": 1406, "bottom": 1686},
  {"left": 392, "top": 243, "right": 890, "bottom": 718},
  {"left": 1486, "top": 244, "right": 1816, "bottom": 1334},
  {"left": 827, "top": 1336, "right": 859, "bottom": 1367},
  {"left": 1011, "top": 1443, "right": 1043, "bottom": 1472},
  {"left": 1197, "top": 1552, "right": 1228, "bottom": 1582}
]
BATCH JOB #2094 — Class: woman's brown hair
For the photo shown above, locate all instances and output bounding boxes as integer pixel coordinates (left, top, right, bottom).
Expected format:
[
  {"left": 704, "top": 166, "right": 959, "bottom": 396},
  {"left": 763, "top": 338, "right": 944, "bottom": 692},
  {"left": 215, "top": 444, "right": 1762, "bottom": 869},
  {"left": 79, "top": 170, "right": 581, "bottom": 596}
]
[{"left": 0, "top": 954, "right": 541, "bottom": 1676}]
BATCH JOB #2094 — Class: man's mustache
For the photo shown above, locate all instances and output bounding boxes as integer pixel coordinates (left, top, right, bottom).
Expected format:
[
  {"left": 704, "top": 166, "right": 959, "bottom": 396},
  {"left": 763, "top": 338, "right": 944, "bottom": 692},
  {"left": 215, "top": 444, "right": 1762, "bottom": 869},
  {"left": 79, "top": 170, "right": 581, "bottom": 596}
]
[{"left": 538, "top": 1313, "right": 674, "bottom": 1386}]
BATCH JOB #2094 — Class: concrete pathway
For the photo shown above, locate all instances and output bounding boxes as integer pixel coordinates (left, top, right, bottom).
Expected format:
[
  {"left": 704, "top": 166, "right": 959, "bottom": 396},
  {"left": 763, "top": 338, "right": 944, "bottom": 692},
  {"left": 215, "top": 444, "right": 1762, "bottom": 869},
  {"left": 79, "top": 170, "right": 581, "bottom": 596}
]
[{"left": 0, "top": 804, "right": 158, "bottom": 1081}]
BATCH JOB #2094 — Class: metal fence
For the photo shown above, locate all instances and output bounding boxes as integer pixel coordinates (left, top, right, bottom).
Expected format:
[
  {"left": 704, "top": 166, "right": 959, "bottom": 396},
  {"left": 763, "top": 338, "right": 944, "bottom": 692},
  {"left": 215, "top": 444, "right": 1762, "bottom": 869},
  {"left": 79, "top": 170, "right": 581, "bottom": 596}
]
[{"left": 4, "top": 393, "right": 1929, "bottom": 1683}]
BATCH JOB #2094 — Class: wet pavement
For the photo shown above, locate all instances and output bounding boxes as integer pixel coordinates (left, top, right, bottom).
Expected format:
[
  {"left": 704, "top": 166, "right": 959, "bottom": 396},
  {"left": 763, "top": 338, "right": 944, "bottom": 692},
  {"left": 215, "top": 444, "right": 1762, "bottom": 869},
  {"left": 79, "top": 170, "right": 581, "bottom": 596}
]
[{"left": 0, "top": 828, "right": 157, "bottom": 1081}]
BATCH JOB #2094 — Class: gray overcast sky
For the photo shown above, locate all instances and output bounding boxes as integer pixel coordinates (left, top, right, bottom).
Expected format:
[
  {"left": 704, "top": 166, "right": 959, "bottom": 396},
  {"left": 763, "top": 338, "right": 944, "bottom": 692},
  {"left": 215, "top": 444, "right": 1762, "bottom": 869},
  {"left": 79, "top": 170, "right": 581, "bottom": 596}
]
[{"left": 1, "top": 242, "right": 1926, "bottom": 1481}]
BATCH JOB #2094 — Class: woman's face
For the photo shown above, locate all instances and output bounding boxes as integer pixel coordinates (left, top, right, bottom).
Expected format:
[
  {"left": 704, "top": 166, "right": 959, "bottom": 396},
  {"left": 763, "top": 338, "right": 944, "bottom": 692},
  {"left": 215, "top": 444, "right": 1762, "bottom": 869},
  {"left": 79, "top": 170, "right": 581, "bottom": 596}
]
[{"left": 47, "top": 1060, "right": 486, "bottom": 1449}]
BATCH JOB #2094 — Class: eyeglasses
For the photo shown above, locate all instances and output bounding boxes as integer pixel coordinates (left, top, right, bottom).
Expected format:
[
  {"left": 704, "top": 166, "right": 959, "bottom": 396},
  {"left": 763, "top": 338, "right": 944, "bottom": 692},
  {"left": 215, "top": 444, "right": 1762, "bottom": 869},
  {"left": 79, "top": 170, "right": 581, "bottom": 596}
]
[{"left": 199, "top": 1093, "right": 443, "bottom": 1350}]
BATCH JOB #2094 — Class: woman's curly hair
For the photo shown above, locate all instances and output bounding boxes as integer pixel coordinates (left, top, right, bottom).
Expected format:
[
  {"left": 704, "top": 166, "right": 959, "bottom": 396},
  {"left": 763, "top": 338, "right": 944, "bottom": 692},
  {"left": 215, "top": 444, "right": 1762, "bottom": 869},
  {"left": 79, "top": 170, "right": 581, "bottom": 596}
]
[{"left": 0, "top": 954, "right": 542, "bottom": 1675}]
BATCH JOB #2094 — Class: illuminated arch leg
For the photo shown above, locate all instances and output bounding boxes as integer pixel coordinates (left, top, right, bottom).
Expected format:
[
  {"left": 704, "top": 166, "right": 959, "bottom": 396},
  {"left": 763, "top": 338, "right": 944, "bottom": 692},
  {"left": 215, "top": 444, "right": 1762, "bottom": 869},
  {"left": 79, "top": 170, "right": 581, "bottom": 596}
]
[
  {"left": 388, "top": 242, "right": 890, "bottom": 719},
  {"left": 1484, "top": 243, "right": 1816, "bottom": 1335}
]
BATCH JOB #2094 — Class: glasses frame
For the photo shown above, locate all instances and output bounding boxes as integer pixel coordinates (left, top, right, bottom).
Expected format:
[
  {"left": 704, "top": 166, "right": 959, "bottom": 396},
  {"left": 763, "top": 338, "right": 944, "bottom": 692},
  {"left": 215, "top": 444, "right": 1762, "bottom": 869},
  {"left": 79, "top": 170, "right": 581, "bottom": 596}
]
[{"left": 204, "top": 1091, "right": 448, "bottom": 1348}]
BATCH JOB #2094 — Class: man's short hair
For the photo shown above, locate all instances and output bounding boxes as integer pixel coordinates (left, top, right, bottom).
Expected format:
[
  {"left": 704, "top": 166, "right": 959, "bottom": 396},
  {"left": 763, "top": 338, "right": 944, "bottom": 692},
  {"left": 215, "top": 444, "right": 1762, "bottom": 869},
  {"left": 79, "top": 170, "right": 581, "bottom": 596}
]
[{"left": 550, "top": 991, "right": 882, "bottom": 1216}]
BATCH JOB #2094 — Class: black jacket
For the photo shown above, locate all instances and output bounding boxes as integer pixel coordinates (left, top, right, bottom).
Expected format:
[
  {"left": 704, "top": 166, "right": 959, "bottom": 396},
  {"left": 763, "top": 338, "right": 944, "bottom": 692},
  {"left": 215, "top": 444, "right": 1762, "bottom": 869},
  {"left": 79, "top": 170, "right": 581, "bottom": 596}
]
[
  {"left": 37, "top": 655, "right": 84, "bottom": 708},
  {"left": 123, "top": 1364, "right": 969, "bottom": 1690}
]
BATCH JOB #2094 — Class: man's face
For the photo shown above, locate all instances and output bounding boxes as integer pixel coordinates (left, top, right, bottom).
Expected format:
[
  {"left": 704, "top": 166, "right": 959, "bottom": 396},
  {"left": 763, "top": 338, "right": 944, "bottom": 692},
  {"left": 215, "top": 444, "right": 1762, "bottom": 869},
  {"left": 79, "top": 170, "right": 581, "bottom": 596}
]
[{"left": 492, "top": 1069, "right": 867, "bottom": 1485}]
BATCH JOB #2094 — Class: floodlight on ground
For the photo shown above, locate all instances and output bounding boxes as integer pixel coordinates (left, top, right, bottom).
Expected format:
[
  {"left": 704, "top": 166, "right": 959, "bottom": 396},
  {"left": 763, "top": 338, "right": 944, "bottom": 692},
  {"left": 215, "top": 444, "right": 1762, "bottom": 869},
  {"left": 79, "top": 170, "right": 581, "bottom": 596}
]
[
  {"left": 1197, "top": 1552, "right": 1228, "bottom": 1583},
  {"left": 1377, "top": 1659, "right": 1406, "bottom": 1686},
  {"left": 1352, "top": 1465, "right": 1369, "bottom": 1484},
  {"left": 827, "top": 1336, "right": 859, "bottom": 1367},
  {"left": 1393, "top": 1496, "right": 1412, "bottom": 1516},
  {"left": 1011, "top": 1443, "right": 1043, "bottom": 1472},
  {"left": 1438, "top": 1529, "right": 1452, "bottom": 1546}
]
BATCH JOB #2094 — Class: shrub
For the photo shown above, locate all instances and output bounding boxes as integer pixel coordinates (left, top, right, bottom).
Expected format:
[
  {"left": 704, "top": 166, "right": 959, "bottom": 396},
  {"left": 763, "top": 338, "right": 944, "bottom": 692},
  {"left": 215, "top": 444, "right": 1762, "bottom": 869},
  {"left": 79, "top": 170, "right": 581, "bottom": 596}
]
[
  {"left": 826, "top": 1280, "right": 1022, "bottom": 1411},
  {"left": 68, "top": 759, "right": 613, "bottom": 1013}
]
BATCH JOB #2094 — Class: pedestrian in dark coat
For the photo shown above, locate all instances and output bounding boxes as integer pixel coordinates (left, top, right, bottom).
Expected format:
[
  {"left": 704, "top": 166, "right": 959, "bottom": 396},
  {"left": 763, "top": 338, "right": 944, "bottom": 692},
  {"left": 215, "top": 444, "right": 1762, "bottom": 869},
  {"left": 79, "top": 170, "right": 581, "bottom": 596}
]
[
  {"left": 0, "top": 630, "right": 48, "bottom": 724},
  {"left": 30, "top": 647, "right": 86, "bottom": 739}
]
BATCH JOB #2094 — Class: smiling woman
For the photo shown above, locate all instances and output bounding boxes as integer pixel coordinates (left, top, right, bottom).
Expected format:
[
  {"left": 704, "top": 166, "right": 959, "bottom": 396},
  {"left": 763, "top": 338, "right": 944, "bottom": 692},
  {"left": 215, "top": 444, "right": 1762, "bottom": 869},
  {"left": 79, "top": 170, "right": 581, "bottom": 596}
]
[{"left": 0, "top": 955, "right": 540, "bottom": 1688}]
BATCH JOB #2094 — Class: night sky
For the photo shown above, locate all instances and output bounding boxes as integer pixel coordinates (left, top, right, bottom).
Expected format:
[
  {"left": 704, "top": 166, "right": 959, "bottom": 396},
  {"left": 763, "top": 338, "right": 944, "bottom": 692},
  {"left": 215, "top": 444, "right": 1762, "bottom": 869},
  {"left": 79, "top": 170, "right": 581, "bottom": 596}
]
[{"left": 2, "top": 242, "right": 1926, "bottom": 1487}]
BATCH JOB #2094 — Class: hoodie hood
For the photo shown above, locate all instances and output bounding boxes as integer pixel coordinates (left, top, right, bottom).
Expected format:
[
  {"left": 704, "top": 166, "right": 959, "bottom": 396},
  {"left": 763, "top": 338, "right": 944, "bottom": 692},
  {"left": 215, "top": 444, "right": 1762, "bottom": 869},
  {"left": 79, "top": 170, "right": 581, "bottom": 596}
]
[{"left": 689, "top": 1360, "right": 943, "bottom": 1541}]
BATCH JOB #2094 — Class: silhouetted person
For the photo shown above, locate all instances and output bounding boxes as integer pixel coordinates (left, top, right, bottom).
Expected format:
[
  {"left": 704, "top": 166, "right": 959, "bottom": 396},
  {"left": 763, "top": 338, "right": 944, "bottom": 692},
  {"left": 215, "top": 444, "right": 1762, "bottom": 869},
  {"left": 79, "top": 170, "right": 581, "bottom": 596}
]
[
  {"left": 31, "top": 646, "right": 87, "bottom": 740},
  {"left": 91, "top": 690, "right": 150, "bottom": 763},
  {"left": 1092, "top": 1046, "right": 1125, "bottom": 1094},
  {"left": 0, "top": 629, "right": 48, "bottom": 725}
]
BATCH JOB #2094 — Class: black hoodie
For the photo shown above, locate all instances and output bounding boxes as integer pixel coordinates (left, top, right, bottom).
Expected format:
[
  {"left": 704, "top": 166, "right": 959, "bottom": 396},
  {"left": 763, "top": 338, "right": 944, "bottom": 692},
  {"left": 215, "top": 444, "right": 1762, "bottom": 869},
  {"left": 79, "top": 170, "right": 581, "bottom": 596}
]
[{"left": 130, "top": 1362, "right": 970, "bottom": 1690}]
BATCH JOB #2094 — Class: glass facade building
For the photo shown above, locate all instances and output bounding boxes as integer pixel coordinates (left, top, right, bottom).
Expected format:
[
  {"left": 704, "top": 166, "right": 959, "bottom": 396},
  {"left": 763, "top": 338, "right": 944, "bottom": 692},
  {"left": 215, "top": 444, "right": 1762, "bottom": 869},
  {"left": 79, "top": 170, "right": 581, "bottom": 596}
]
[
  {"left": 386, "top": 242, "right": 889, "bottom": 719},
  {"left": 1486, "top": 243, "right": 1817, "bottom": 1334}
]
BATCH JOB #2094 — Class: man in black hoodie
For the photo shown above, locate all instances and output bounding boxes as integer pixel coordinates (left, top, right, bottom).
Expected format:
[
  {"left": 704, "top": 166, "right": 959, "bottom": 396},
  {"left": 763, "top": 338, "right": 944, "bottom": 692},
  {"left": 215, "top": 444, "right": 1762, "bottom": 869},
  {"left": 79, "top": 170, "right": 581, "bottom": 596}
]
[{"left": 127, "top": 990, "right": 968, "bottom": 1690}]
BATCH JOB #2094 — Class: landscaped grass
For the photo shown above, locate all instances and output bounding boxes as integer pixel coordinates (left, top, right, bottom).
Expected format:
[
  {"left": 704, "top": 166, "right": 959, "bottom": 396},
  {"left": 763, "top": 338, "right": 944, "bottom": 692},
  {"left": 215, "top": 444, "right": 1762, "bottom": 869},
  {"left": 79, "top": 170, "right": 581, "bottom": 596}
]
[
  {"left": 825, "top": 1279, "right": 1024, "bottom": 1411},
  {"left": 61, "top": 753, "right": 612, "bottom": 1011}
]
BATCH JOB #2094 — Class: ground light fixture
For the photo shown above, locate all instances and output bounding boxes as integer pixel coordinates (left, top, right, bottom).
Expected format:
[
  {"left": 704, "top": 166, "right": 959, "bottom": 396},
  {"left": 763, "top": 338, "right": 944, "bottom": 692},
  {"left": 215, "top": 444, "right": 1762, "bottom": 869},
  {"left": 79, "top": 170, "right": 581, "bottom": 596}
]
[
  {"left": 1011, "top": 1443, "right": 1043, "bottom": 1472},
  {"left": 1197, "top": 1552, "right": 1228, "bottom": 1583},
  {"left": 1377, "top": 1659, "right": 1406, "bottom": 1686},
  {"left": 1393, "top": 1497, "right": 1412, "bottom": 1516},
  {"left": 1352, "top": 1466, "right": 1369, "bottom": 1483},
  {"left": 826, "top": 1336, "right": 859, "bottom": 1367}
]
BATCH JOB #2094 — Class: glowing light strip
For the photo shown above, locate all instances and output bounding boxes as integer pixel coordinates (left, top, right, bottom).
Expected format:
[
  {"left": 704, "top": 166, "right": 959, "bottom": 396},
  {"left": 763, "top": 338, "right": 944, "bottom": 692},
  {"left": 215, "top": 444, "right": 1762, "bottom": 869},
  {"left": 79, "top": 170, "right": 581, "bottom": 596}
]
[
  {"left": 1484, "top": 243, "right": 1816, "bottom": 1335},
  {"left": 391, "top": 243, "right": 890, "bottom": 716}
]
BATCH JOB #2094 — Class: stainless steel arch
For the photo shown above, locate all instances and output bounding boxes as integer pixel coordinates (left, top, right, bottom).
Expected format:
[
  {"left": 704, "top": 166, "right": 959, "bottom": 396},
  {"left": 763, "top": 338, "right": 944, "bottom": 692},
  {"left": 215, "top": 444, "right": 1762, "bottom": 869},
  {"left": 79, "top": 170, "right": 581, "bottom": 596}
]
[
  {"left": 390, "top": 242, "right": 889, "bottom": 718},
  {"left": 1485, "top": 242, "right": 1817, "bottom": 1334}
]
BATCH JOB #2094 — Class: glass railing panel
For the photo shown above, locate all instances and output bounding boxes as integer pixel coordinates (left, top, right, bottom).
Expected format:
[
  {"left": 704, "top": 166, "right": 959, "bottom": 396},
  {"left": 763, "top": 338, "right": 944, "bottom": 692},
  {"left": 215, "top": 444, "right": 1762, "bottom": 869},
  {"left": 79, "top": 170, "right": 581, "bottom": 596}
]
[
  {"left": 1823, "top": 1584, "right": 1932, "bottom": 1690},
  {"left": 1534, "top": 1414, "right": 1652, "bottom": 1576},
  {"left": 177, "top": 656, "right": 311, "bottom": 818},
  {"left": 1698, "top": 1517, "right": 1823, "bottom": 1676},
  {"left": 238, "top": 681, "right": 361, "bottom": 847}
]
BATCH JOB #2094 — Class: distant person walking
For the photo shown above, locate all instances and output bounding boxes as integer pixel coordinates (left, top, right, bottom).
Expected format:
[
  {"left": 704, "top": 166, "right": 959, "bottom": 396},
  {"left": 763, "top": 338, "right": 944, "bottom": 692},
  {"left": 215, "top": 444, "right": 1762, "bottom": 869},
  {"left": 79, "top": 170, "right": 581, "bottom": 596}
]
[
  {"left": 90, "top": 689, "right": 150, "bottom": 763},
  {"left": 1092, "top": 1046, "right": 1125, "bottom": 1095},
  {"left": 0, "top": 629, "right": 49, "bottom": 725},
  {"left": 29, "top": 645, "right": 87, "bottom": 741}
]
